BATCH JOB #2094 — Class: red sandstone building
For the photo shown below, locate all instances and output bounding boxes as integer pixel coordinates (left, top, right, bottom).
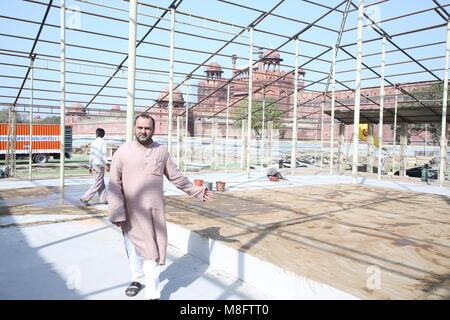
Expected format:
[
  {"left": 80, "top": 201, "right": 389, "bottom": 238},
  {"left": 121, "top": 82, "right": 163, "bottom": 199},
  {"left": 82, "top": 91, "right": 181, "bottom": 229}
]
[{"left": 66, "top": 48, "right": 436, "bottom": 146}]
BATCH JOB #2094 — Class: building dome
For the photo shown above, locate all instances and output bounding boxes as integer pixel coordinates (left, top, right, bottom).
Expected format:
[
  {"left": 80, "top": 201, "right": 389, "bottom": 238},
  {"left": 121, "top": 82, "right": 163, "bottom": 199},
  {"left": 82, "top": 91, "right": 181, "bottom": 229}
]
[
  {"left": 206, "top": 62, "right": 222, "bottom": 72},
  {"left": 262, "top": 49, "right": 282, "bottom": 62},
  {"left": 68, "top": 102, "right": 84, "bottom": 114},
  {"left": 156, "top": 86, "right": 185, "bottom": 107},
  {"left": 205, "top": 61, "right": 223, "bottom": 80}
]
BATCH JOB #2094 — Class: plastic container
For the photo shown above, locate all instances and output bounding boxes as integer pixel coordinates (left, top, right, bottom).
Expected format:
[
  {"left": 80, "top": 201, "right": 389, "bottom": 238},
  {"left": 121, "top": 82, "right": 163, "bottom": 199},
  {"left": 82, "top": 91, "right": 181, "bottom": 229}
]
[
  {"left": 216, "top": 181, "right": 226, "bottom": 192},
  {"left": 194, "top": 179, "right": 204, "bottom": 186},
  {"left": 204, "top": 182, "right": 213, "bottom": 190}
]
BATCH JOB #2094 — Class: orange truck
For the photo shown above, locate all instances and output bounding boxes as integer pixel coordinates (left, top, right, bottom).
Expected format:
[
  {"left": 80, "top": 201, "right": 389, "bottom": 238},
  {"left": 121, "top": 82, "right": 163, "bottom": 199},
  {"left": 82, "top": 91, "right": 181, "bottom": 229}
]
[{"left": 0, "top": 124, "right": 72, "bottom": 163}]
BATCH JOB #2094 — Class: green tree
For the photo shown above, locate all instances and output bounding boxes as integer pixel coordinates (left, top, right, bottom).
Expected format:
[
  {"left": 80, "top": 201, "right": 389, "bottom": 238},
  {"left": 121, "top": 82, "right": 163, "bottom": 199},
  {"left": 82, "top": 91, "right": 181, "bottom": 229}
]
[
  {"left": 401, "top": 83, "right": 450, "bottom": 144},
  {"left": 234, "top": 98, "right": 285, "bottom": 137},
  {"left": 0, "top": 107, "right": 27, "bottom": 123},
  {"left": 36, "top": 116, "right": 61, "bottom": 124}
]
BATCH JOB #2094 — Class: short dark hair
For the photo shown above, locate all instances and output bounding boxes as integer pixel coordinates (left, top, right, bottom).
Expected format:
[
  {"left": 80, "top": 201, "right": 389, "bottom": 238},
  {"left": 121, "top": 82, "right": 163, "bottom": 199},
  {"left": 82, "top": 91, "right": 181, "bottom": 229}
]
[
  {"left": 96, "top": 128, "right": 105, "bottom": 138},
  {"left": 134, "top": 113, "right": 155, "bottom": 128}
]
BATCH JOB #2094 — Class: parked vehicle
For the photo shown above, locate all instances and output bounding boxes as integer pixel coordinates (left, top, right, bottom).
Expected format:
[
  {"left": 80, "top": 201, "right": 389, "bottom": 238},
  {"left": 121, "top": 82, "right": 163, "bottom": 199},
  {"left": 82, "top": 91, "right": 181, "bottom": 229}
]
[
  {"left": 278, "top": 159, "right": 310, "bottom": 168},
  {"left": 0, "top": 124, "right": 72, "bottom": 163},
  {"left": 395, "top": 166, "right": 438, "bottom": 179}
]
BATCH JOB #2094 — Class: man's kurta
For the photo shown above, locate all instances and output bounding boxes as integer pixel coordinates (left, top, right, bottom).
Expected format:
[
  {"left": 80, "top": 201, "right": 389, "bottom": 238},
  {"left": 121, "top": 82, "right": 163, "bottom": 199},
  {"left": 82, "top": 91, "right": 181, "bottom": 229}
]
[{"left": 108, "top": 141, "right": 206, "bottom": 265}]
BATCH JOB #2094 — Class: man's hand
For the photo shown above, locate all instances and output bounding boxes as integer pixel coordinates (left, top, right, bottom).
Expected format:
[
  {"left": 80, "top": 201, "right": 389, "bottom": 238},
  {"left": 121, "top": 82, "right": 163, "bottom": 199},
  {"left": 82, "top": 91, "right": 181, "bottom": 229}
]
[
  {"left": 113, "top": 221, "right": 124, "bottom": 227},
  {"left": 202, "top": 188, "right": 214, "bottom": 202}
]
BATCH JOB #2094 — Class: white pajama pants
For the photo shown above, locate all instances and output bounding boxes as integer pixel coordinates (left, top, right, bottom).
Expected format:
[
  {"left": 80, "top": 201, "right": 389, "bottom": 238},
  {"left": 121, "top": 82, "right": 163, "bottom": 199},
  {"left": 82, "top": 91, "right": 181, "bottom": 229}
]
[{"left": 123, "top": 234, "right": 162, "bottom": 299}]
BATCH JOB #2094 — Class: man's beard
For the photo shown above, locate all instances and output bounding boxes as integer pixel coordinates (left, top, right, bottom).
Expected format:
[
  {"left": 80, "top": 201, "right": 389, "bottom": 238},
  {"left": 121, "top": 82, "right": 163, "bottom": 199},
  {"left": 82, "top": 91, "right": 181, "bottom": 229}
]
[{"left": 136, "top": 134, "right": 153, "bottom": 145}]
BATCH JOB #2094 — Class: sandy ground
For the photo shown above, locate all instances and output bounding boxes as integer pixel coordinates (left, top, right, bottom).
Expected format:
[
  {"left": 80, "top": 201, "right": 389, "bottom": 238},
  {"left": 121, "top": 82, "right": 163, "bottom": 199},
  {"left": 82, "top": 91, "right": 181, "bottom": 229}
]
[
  {"left": 1, "top": 169, "right": 449, "bottom": 299},
  {"left": 164, "top": 183, "right": 450, "bottom": 300}
]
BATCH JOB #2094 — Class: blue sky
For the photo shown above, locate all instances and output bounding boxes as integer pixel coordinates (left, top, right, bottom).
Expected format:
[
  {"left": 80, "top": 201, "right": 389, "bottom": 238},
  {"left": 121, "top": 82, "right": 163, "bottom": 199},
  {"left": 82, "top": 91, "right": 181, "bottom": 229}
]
[{"left": 0, "top": 0, "right": 449, "bottom": 116}]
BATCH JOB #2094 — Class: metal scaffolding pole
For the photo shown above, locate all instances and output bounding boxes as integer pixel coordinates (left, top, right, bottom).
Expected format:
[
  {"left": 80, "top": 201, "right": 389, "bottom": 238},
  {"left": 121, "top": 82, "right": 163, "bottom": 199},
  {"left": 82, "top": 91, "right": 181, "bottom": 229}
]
[
  {"left": 320, "top": 100, "right": 324, "bottom": 167},
  {"left": 59, "top": 0, "right": 66, "bottom": 188},
  {"left": 176, "top": 115, "right": 181, "bottom": 168},
  {"left": 378, "top": 36, "right": 386, "bottom": 180},
  {"left": 367, "top": 123, "right": 374, "bottom": 173},
  {"left": 392, "top": 89, "right": 398, "bottom": 176},
  {"left": 440, "top": 20, "right": 450, "bottom": 187},
  {"left": 261, "top": 88, "right": 266, "bottom": 170},
  {"left": 246, "top": 27, "right": 254, "bottom": 177},
  {"left": 329, "top": 45, "right": 337, "bottom": 175},
  {"left": 212, "top": 117, "right": 218, "bottom": 170},
  {"left": 225, "top": 83, "right": 230, "bottom": 173},
  {"left": 338, "top": 123, "right": 345, "bottom": 171},
  {"left": 400, "top": 123, "right": 408, "bottom": 177},
  {"left": 183, "top": 78, "right": 190, "bottom": 174},
  {"left": 291, "top": 38, "right": 300, "bottom": 176},
  {"left": 352, "top": 0, "right": 364, "bottom": 185},
  {"left": 268, "top": 121, "right": 273, "bottom": 164},
  {"left": 28, "top": 56, "right": 34, "bottom": 181},
  {"left": 126, "top": 0, "right": 137, "bottom": 143},
  {"left": 168, "top": 7, "right": 175, "bottom": 153},
  {"left": 241, "top": 119, "right": 247, "bottom": 170}
]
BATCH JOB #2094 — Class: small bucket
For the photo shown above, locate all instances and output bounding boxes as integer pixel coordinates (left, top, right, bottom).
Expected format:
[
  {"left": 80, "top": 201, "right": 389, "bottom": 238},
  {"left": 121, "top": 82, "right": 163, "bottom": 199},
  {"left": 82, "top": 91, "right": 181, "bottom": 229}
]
[
  {"left": 194, "top": 179, "right": 204, "bottom": 186},
  {"left": 204, "top": 182, "right": 213, "bottom": 191},
  {"left": 216, "top": 181, "right": 226, "bottom": 192}
]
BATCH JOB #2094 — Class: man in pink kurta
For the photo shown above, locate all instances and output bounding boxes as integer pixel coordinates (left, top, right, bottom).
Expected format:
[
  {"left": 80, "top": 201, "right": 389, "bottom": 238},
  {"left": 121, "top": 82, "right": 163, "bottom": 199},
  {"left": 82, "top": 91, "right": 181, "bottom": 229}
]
[{"left": 108, "top": 113, "right": 212, "bottom": 300}]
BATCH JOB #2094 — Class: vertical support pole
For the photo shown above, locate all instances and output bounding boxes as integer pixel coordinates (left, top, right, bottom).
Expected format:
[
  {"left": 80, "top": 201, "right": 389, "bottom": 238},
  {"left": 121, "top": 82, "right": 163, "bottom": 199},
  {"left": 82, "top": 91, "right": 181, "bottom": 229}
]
[
  {"left": 400, "top": 123, "right": 408, "bottom": 177},
  {"left": 367, "top": 123, "right": 374, "bottom": 173},
  {"left": 352, "top": 0, "right": 364, "bottom": 185},
  {"left": 378, "top": 37, "right": 386, "bottom": 180},
  {"left": 59, "top": 0, "right": 66, "bottom": 189},
  {"left": 246, "top": 27, "right": 254, "bottom": 177},
  {"left": 440, "top": 20, "right": 450, "bottom": 187},
  {"left": 199, "top": 118, "right": 204, "bottom": 163},
  {"left": 211, "top": 118, "right": 214, "bottom": 170},
  {"left": 320, "top": 100, "right": 324, "bottom": 168},
  {"left": 329, "top": 45, "right": 337, "bottom": 175},
  {"left": 338, "top": 123, "right": 345, "bottom": 171},
  {"left": 291, "top": 38, "right": 300, "bottom": 176},
  {"left": 262, "top": 88, "right": 267, "bottom": 169},
  {"left": 392, "top": 88, "right": 398, "bottom": 176},
  {"left": 126, "top": 0, "right": 137, "bottom": 143},
  {"left": 213, "top": 117, "right": 218, "bottom": 170},
  {"left": 183, "top": 79, "right": 190, "bottom": 174},
  {"left": 167, "top": 8, "right": 175, "bottom": 153},
  {"left": 176, "top": 116, "right": 181, "bottom": 168},
  {"left": 225, "top": 83, "right": 230, "bottom": 173},
  {"left": 268, "top": 121, "right": 273, "bottom": 165},
  {"left": 241, "top": 119, "right": 247, "bottom": 170},
  {"left": 29, "top": 56, "right": 35, "bottom": 181}
]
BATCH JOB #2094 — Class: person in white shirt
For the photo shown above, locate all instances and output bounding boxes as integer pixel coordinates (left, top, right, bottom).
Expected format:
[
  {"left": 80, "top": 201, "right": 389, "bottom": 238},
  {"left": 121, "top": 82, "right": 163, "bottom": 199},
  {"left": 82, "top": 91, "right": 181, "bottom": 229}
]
[
  {"left": 80, "top": 128, "right": 110, "bottom": 206},
  {"left": 267, "top": 160, "right": 284, "bottom": 179}
]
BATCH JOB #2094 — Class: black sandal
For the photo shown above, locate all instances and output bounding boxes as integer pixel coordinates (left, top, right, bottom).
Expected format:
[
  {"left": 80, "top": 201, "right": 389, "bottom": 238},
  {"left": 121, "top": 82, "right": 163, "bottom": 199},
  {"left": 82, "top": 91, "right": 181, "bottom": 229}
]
[{"left": 125, "top": 281, "right": 143, "bottom": 297}]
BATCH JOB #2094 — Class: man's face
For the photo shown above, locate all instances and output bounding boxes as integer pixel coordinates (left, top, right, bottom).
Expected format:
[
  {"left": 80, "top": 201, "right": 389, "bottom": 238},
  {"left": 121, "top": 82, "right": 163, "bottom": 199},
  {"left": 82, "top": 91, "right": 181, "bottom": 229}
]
[{"left": 135, "top": 117, "right": 155, "bottom": 145}]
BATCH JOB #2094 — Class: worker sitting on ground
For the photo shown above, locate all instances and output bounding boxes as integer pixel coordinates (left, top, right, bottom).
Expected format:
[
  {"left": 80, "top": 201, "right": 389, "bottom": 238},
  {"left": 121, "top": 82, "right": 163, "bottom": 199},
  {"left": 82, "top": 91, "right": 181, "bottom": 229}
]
[{"left": 267, "top": 160, "right": 285, "bottom": 179}]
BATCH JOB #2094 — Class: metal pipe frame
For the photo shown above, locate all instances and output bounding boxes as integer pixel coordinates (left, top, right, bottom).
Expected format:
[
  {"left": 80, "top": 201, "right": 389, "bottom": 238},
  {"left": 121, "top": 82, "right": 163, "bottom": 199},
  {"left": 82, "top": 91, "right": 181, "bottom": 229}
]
[
  {"left": 0, "top": 0, "right": 448, "bottom": 187},
  {"left": 59, "top": 0, "right": 66, "bottom": 188},
  {"left": 378, "top": 36, "right": 386, "bottom": 181},
  {"left": 352, "top": 0, "right": 364, "bottom": 185},
  {"left": 439, "top": 20, "right": 450, "bottom": 187}
]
